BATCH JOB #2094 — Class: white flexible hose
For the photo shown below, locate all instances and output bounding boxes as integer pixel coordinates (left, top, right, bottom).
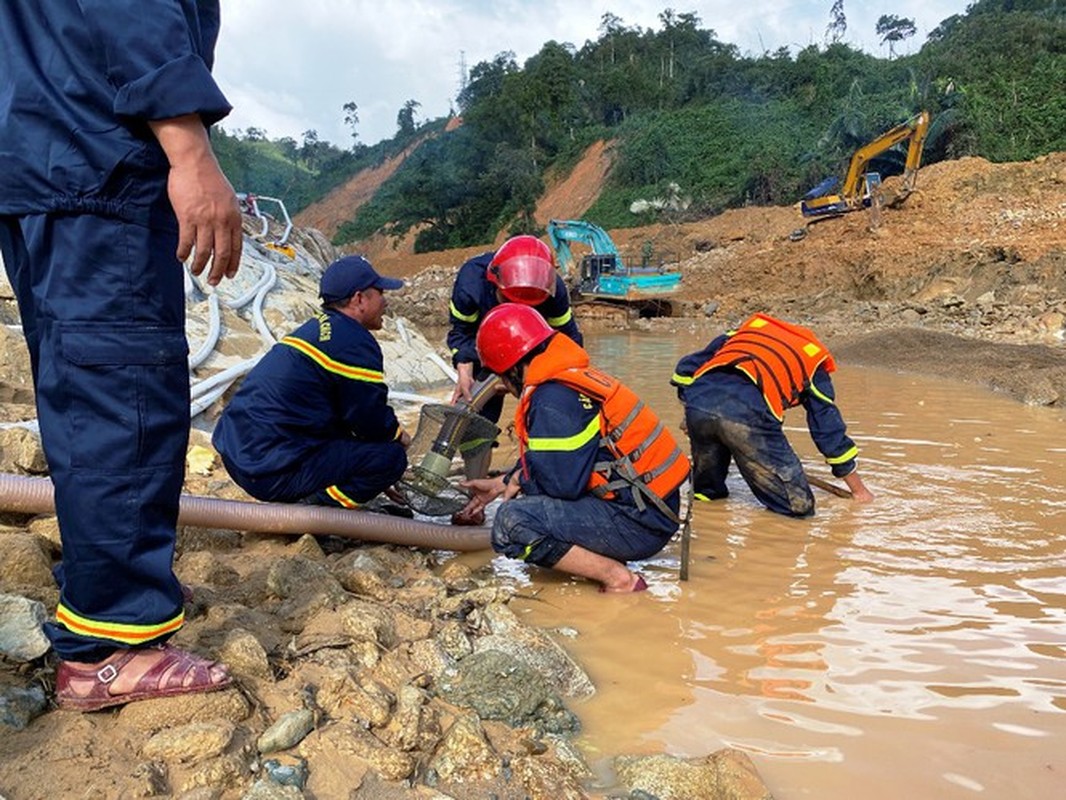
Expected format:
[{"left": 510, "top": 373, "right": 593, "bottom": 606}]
[
  {"left": 223, "top": 259, "right": 274, "bottom": 309},
  {"left": 190, "top": 380, "right": 237, "bottom": 418},
  {"left": 188, "top": 293, "right": 221, "bottom": 370},
  {"left": 189, "top": 254, "right": 275, "bottom": 418},
  {"left": 388, "top": 390, "right": 443, "bottom": 405},
  {"left": 190, "top": 357, "right": 260, "bottom": 400},
  {"left": 426, "top": 352, "right": 459, "bottom": 383},
  {"left": 250, "top": 261, "right": 277, "bottom": 348}
]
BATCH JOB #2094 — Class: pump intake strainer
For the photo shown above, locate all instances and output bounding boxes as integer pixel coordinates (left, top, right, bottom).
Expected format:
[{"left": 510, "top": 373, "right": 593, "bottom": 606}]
[{"left": 396, "top": 403, "right": 500, "bottom": 516}]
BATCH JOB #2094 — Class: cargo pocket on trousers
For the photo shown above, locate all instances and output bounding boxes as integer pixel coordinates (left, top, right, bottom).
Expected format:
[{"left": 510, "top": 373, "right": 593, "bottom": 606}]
[{"left": 57, "top": 323, "right": 189, "bottom": 470}]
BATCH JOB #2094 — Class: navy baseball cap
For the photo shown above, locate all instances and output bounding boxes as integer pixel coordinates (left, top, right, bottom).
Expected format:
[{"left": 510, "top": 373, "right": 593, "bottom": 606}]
[{"left": 319, "top": 255, "right": 403, "bottom": 302}]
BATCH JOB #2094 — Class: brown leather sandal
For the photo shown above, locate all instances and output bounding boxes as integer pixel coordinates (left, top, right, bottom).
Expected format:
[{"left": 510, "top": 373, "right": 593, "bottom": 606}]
[{"left": 55, "top": 645, "right": 231, "bottom": 712}]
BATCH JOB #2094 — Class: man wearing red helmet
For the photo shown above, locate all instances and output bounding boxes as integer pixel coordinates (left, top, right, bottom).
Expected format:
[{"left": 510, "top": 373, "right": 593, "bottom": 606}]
[
  {"left": 459, "top": 303, "right": 689, "bottom": 593},
  {"left": 447, "top": 235, "right": 583, "bottom": 424}
]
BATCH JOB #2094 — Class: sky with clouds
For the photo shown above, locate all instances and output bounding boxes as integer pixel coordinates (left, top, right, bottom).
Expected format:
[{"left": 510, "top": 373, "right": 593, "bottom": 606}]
[{"left": 213, "top": 1, "right": 972, "bottom": 148}]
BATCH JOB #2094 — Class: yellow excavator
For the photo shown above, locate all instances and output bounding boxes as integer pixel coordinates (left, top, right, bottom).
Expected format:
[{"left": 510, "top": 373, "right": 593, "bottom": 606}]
[{"left": 800, "top": 110, "right": 931, "bottom": 219}]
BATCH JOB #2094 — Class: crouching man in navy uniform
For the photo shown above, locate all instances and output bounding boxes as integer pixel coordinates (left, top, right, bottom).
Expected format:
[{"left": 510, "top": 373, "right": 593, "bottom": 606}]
[
  {"left": 214, "top": 256, "right": 411, "bottom": 509},
  {"left": 458, "top": 304, "right": 689, "bottom": 593}
]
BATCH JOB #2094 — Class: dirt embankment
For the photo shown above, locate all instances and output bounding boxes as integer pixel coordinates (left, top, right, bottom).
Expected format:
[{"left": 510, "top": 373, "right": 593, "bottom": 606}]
[{"left": 380, "top": 150, "right": 1066, "bottom": 406}]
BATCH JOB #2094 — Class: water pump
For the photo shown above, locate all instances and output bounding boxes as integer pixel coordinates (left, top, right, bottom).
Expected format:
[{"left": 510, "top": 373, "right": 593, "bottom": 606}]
[{"left": 395, "top": 376, "right": 501, "bottom": 516}]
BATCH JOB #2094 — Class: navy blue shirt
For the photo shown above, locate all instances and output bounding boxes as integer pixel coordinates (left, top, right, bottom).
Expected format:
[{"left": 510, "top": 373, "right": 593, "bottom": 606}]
[
  {"left": 213, "top": 309, "right": 401, "bottom": 478},
  {"left": 673, "top": 334, "right": 860, "bottom": 477},
  {"left": 0, "top": 0, "right": 231, "bottom": 216},
  {"left": 447, "top": 252, "right": 583, "bottom": 367}
]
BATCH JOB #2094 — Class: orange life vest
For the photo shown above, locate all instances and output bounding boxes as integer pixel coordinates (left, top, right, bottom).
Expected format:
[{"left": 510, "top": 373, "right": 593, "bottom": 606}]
[
  {"left": 693, "top": 313, "right": 836, "bottom": 420},
  {"left": 514, "top": 335, "right": 690, "bottom": 521}
]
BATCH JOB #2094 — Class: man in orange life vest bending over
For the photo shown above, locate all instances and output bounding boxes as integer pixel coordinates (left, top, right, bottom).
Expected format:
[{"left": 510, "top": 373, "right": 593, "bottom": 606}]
[
  {"left": 459, "top": 304, "right": 690, "bottom": 593},
  {"left": 672, "top": 313, "right": 874, "bottom": 517}
]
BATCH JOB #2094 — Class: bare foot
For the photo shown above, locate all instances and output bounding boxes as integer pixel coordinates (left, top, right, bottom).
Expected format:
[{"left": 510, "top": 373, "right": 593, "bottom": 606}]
[{"left": 600, "top": 572, "right": 649, "bottom": 593}]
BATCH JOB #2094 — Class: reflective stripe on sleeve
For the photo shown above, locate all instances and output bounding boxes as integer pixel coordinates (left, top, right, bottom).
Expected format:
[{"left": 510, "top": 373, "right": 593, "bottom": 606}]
[
  {"left": 671, "top": 372, "right": 695, "bottom": 386},
  {"left": 449, "top": 301, "right": 479, "bottom": 323},
  {"left": 826, "top": 446, "right": 859, "bottom": 465},
  {"left": 808, "top": 382, "right": 835, "bottom": 405},
  {"left": 526, "top": 416, "right": 601, "bottom": 452},
  {"left": 281, "top": 337, "right": 384, "bottom": 383},
  {"left": 546, "top": 308, "right": 572, "bottom": 328}
]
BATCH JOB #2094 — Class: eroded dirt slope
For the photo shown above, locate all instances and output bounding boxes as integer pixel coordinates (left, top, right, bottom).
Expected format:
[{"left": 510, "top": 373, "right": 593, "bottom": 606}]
[{"left": 378, "top": 148, "right": 1066, "bottom": 404}]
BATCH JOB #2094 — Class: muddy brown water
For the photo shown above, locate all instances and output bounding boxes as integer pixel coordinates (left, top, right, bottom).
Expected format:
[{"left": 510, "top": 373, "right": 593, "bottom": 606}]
[{"left": 452, "top": 330, "right": 1066, "bottom": 799}]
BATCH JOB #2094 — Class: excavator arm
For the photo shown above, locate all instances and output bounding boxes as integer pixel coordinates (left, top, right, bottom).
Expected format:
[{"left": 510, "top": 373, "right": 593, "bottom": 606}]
[
  {"left": 546, "top": 219, "right": 620, "bottom": 278},
  {"left": 840, "top": 110, "right": 930, "bottom": 200},
  {"left": 801, "top": 111, "right": 930, "bottom": 218}
]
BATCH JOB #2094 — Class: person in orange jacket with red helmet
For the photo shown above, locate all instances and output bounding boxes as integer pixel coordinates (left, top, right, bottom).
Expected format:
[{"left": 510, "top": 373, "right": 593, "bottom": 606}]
[
  {"left": 446, "top": 235, "right": 582, "bottom": 424},
  {"left": 672, "top": 313, "right": 874, "bottom": 516},
  {"left": 459, "top": 304, "right": 689, "bottom": 593}
]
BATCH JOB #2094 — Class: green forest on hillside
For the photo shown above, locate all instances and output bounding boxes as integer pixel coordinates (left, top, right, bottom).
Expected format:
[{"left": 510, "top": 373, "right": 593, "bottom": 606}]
[{"left": 215, "top": 0, "right": 1066, "bottom": 254}]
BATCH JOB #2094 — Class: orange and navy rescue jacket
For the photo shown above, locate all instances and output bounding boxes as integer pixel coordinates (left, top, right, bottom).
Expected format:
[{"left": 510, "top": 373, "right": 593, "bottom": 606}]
[
  {"left": 514, "top": 334, "right": 689, "bottom": 523},
  {"left": 691, "top": 313, "right": 835, "bottom": 420},
  {"left": 213, "top": 308, "right": 401, "bottom": 478},
  {"left": 671, "top": 313, "right": 859, "bottom": 476}
]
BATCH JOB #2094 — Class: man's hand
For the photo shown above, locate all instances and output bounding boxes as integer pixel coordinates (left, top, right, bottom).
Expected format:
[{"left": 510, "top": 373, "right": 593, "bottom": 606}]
[
  {"left": 150, "top": 114, "right": 243, "bottom": 286},
  {"left": 844, "top": 472, "right": 875, "bottom": 503},
  {"left": 459, "top": 475, "right": 506, "bottom": 509},
  {"left": 451, "top": 362, "right": 475, "bottom": 404}
]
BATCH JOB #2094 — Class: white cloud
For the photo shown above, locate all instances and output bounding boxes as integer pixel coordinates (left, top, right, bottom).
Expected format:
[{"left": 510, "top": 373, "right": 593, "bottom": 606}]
[{"left": 213, "top": 1, "right": 970, "bottom": 147}]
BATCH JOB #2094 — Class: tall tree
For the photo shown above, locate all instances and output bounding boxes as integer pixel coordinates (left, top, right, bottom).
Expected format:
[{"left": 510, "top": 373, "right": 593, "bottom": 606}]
[
  {"left": 299, "top": 129, "right": 321, "bottom": 170},
  {"left": 397, "top": 99, "right": 421, "bottom": 136},
  {"left": 826, "top": 0, "right": 847, "bottom": 43},
  {"left": 342, "top": 101, "right": 360, "bottom": 148},
  {"left": 599, "top": 12, "right": 626, "bottom": 66},
  {"left": 875, "top": 14, "right": 917, "bottom": 58}
]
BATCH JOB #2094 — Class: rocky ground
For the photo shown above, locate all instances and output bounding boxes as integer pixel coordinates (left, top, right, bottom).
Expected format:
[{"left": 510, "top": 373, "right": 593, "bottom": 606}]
[{"left": 0, "top": 150, "right": 1063, "bottom": 800}]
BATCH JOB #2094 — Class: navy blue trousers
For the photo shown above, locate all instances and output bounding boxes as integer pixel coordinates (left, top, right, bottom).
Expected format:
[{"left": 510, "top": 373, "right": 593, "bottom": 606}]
[
  {"left": 683, "top": 375, "right": 815, "bottom": 517},
  {"left": 1, "top": 212, "right": 188, "bottom": 661},
  {"left": 492, "top": 492, "right": 678, "bottom": 568},
  {"left": 218, "top": 436, "right": 406, "bottom": 508}
]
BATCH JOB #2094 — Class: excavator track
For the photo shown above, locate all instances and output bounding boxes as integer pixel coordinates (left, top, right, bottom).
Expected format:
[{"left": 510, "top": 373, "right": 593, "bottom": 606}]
[{"left": 573, "top": 297, "right": 675, "bottom": 321}]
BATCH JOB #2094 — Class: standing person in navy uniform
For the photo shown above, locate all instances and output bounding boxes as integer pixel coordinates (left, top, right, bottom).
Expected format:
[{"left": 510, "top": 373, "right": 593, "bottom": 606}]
[
  {"left": 0, "top": 1, "right": 239, "bottom": 709},
  {"left": 214, "top": 256, "right": 411, "bottom": 510},
  {"left": 672, "top": 313, "right": 874, "bottom": 517},
  {"left": 447, "top": 235, "right": 583, "bottom": 424}
]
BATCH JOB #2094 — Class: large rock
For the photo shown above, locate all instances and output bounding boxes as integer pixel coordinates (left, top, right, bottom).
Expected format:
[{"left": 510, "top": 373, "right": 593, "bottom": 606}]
[
  {"left": 615, "top": 749, "right": 775, "bottom": 800},
  {"left": 474, "top": 601, "right": 595, "bottom": 700},
  {"left": 0, "top": 684, "right": 48, "bottom": 730},
  {"left": 0, "top": 428, "right": 46, "bottom": 474},
  {"left": 0, "top": 593, "right": 50, "bottom": 661},
  {"left": 118, "top": 686, "right": 251, "bottom": 734},
  {"left": 142, "top": 721, "right": 236, "bottom": 764},
  {"left": 298, "top": 721, "right": 416, "bottom": 782},
  {"left": 427, "top": 713, "right": 500, "bottom": 784},
  {"left": 436, "top": 649, "right": 580, "bottom": 735},
  {"left": 0, "top": 532, "right": 54, "bottom": 592}
]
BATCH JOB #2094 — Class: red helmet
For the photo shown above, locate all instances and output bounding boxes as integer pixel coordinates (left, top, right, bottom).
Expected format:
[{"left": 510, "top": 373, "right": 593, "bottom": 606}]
[
  {"left": 476, "top": 303, "right": 555, "bottom": 374},
  {"left": 487, "top": 236, "right": 555, "bottom": 305}
]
